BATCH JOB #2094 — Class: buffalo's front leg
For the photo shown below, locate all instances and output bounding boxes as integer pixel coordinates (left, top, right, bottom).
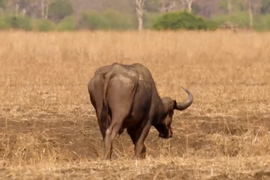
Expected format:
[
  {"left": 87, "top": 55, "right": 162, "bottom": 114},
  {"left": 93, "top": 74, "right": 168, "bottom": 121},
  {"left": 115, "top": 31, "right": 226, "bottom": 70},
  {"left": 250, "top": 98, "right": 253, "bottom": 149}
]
[
  {"left": 127, "top": 120, "right": 151, "bottom": 159},
  {"left": 134, "top": 143, "right": 146, "bottom": 159}
]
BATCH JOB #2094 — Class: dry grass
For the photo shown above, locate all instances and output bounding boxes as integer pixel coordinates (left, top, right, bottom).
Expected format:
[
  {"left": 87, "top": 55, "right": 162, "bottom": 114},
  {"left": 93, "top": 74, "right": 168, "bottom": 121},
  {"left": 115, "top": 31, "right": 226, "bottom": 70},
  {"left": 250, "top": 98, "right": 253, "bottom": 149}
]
[{"left": 0, "top": 30, "right": 270, "bottom": 179}]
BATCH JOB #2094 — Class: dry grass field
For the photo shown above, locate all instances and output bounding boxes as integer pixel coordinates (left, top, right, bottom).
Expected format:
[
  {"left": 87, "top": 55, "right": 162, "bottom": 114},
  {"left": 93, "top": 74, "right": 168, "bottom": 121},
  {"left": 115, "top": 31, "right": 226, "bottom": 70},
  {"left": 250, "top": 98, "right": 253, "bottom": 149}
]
[{"left": 0, "top": 30, "right": 270, "bottom": 180}]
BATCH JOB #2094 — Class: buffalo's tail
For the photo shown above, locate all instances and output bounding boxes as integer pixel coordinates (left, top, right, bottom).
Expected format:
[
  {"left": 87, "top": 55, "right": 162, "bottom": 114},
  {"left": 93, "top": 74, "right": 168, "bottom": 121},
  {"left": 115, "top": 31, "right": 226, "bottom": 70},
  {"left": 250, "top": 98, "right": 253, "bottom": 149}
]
[{"left": 100, "top": 72, "right": 112, "bottom": 132}]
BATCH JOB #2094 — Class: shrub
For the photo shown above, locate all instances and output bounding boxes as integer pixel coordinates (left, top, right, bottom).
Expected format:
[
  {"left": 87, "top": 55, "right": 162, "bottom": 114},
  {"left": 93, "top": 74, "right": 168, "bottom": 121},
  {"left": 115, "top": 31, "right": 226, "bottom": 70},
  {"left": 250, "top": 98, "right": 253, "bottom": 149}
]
[
  {"left": 48, "top": 0, "right": 73, "bottom": 23},
  {"left": 152, "top": 11, "right": 218, "bottom": 31},
  {"left": 102, "top": 9, "right": 134, "bottom": 30},
  {"left": 204, "top": 19, "right": 219, "bottom": 30},
  {"left": 78, "top": 12, "right": 110, "bottom": 30},
  {"left": 4, "top": 15, "right": 32, "bottom": 30},
  {"left": 33, "top": 19, "right": 55, "bottom": 32},
  {"left": 0, "top": 16, "right": 10, "bottom": 29},
  {"left": 56, "top": 15, "right": 77, "bottom": 31},
  {"left": 143, "top": 12, "right": 160, "bottom": 29}
]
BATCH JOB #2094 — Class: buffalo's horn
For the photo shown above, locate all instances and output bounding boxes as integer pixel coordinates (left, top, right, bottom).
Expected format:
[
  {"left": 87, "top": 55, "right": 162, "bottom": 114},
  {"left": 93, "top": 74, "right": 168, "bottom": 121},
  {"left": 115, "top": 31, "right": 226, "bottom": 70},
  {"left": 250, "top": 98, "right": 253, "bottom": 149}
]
[{"left": 174, "top": 86, "right": 193, "bottom": 111}]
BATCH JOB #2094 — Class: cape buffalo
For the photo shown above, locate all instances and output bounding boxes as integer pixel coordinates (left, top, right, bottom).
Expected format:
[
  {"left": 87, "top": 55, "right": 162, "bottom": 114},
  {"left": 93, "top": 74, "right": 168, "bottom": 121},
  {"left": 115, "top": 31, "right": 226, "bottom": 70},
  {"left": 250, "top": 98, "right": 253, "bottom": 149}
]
[{"left": 88, "top": 63, "right": 193, "bottom": 160}]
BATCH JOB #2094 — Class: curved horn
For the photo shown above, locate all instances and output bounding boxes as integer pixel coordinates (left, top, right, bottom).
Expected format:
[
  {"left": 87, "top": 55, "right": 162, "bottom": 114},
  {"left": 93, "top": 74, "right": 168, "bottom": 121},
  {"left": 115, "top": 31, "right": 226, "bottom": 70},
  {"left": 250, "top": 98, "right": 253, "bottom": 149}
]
[{"left": 174, "top": 86, "right": 193, "bottom": 111}]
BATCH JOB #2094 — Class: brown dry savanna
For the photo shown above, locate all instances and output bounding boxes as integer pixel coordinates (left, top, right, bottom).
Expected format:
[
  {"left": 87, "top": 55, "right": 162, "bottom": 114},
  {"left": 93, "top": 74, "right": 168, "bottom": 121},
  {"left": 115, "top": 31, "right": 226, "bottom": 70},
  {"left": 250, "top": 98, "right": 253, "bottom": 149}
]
[{"left": 0, "top": 30, "right": 269, "bottom": 180}]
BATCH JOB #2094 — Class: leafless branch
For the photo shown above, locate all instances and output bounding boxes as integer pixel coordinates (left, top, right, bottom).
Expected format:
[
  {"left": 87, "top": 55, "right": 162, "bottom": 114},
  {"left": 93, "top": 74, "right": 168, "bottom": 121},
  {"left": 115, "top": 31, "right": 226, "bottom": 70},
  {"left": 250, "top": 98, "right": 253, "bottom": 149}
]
[
  {"left": 178, "top": 0, "right": 194, "bottom": 12},
  {"left": 160, "top": 0, "right": 176, "bottom": 13}
]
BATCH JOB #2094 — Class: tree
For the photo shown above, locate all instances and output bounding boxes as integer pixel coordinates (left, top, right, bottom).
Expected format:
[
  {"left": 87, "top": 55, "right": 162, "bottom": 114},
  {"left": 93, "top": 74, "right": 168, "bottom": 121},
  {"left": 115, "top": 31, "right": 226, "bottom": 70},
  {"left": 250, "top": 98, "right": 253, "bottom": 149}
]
[
  {"left": 190, "top": 0, "right": 217, "bottom": 18},
  {"left": 152, "top": 11, "right": 218, "bottom": 30},
  {"left": 219, "top": 0, "right": 246, "bottom": 13},
  {"left": 218, "top": 0, "right": 261, "bottom": 28},
  {"left": 179, "top": 0, "right": 195, "bottom": 12},
  {"left": 247, "top": 0, "right": 253, "bottom": 28},
  {"left": 227, "top": 0, "right": 232, "bottom": 14},
  {"left": 261, "top": 0, "right": 270, "bottom": 14},
  {"left": 4, "top": 0, "right": 41, "bottom": 18},
  {"left": 160, "top": 0, "right": 176, "bottom": 12},
  {"left": 135, "top": 0, "right": 146, "bottom": 31},
  {"left": 6, "top": 0, "right": 20, "bottom": 16},
  {"left": 0, "top": 0, "right": 6, "bottom": 9},
  {"left": 244, "top": 0, "right": 261, "bottom": 28},
  {"left": 219, "top": 0, "right": 232, "bottom": 14},
  {"left": 143, "top": 0, "right": 161, "bottom": 12},
  {"left": 41, "top": 0, "right": 51, "bottom": 19},
  {"left": 143, "top": 0, "right": 177, "bottom": 13},
  {"left": 48, "top": 0, "right": 73, "bottom": 23}
]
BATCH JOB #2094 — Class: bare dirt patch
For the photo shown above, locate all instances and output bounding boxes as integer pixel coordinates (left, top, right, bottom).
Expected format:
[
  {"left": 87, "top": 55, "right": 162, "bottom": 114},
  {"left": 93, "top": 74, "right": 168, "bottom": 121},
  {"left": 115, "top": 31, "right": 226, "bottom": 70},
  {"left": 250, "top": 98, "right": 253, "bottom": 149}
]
[{"left": 1, "top": 113, "right": 270, "bottom": 179}]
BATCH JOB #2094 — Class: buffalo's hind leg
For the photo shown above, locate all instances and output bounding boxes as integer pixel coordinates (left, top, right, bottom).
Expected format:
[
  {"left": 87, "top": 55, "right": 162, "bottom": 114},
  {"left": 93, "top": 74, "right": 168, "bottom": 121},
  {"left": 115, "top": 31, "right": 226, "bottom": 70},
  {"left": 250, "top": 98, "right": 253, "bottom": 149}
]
[
  {"left": 103, "top": 76, "right": 138, "bottom": 160},
  {"left": 103, "top": 116, "right": 124, "bottom": 160}
]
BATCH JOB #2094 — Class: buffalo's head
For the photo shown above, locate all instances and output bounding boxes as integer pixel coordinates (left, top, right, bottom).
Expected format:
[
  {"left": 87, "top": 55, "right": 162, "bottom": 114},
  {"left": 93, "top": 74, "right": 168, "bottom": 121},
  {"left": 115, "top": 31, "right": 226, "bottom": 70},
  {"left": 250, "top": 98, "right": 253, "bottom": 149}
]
[{"left": 154, "top": 87, "right": 193, "bottom": 139}]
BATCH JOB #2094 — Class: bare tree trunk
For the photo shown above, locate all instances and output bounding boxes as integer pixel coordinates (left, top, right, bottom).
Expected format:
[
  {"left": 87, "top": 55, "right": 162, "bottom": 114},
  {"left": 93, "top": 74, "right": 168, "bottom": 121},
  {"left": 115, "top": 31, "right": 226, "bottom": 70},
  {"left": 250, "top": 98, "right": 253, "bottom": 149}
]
[
  {"left": 187, "top": 0, "right": 193, "bottom": 13},
  {"left": 41, "top": 0, "right": 50, "bottom": 19},
  {"left": 15, "top": 3, "right": 19, "bottom": 17},
  {"left": 227, "top": 0, "right": 231, "bottom": 14},
  {"left": 138, "top": 16, "right": 143, "bottom": 31},
  {"left": 41, "top": 0, "right": 44, "bottom": 18},
  {"left": 45, "top": 0, "right": 49, "bottom": 19},
  {"left": 160, "top": 0, "right": 165, "bottom": 12},
  {"left": 135, "top": 0, "right": 145, "bottom": 31},
  {"left": 22, "top": 8, "right": 26, "bottom": 16},
  {"left": 248, "top": 0, "right": 253, "bottom": 28}
]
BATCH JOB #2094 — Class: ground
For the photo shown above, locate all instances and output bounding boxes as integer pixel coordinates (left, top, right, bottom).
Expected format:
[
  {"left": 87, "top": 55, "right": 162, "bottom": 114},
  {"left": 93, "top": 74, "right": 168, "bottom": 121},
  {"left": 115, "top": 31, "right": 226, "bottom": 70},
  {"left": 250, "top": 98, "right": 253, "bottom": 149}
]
[{"left": 0, "top": 30, "right": 270, "bottom": 179}]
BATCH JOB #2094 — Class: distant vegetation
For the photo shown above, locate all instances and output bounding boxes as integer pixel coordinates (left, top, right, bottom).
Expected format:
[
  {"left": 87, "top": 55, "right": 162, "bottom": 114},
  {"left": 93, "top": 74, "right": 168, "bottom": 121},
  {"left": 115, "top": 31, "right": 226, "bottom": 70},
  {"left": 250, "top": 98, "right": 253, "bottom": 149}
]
[
  {"left": 0, "top": 10, "right": 221, "bottom": 32},
  {"left": 2, "top": 9, "right": 270, "bottom": 32},
  {"left": 1, "top": 0, "right": 270, "bottom": 31},
  {"left": 212, "top": 12, "right": 270, "bottom": 31},
  {"left": 152, "top": 11, "right": 219, "bottom": 31}
]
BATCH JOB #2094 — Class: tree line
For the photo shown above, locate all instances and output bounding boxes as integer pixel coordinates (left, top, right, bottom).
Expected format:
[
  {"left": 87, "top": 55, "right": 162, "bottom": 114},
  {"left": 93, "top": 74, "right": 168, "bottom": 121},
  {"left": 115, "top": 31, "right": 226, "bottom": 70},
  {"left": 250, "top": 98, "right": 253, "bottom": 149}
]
[{"left": 0, "top": 0, "right": 270, "bottom": 31}]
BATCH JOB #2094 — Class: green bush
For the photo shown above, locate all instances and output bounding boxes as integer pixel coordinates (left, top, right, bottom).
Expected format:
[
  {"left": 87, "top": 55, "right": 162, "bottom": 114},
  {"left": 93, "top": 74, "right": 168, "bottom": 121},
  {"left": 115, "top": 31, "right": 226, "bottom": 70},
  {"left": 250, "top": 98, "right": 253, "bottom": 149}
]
[
  {"left": 0, "top": 16, "right": 10, "bottom": 29},
  {"left": 252, "top": 14, "right": 270, "bottom": 31},
  {"left": 48, "top": 0, "right": 74, "bottom": 23},
  {"left": 143, "top": 12, "right": 160, "bottom": 29},
  {"left": 33, "top": 19, "right": 55, "bottom": 31},
  {"left": 102, "top": 9, "right": 134, "bottom": 30},
  {"left": 79, "top": 12, "right": 110, "bottom": 30},
  {"left": 56, "top": 15, "right": 77, "bottom": 31},
  {"left": 4, "top": 15, "right": 32, "bottom": 30},
  {"left": 204, "top": 19, "right": 219, "bottom": 30},
  {"left": 152, "top": 11, "right": 218, "bottom": 31}
]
